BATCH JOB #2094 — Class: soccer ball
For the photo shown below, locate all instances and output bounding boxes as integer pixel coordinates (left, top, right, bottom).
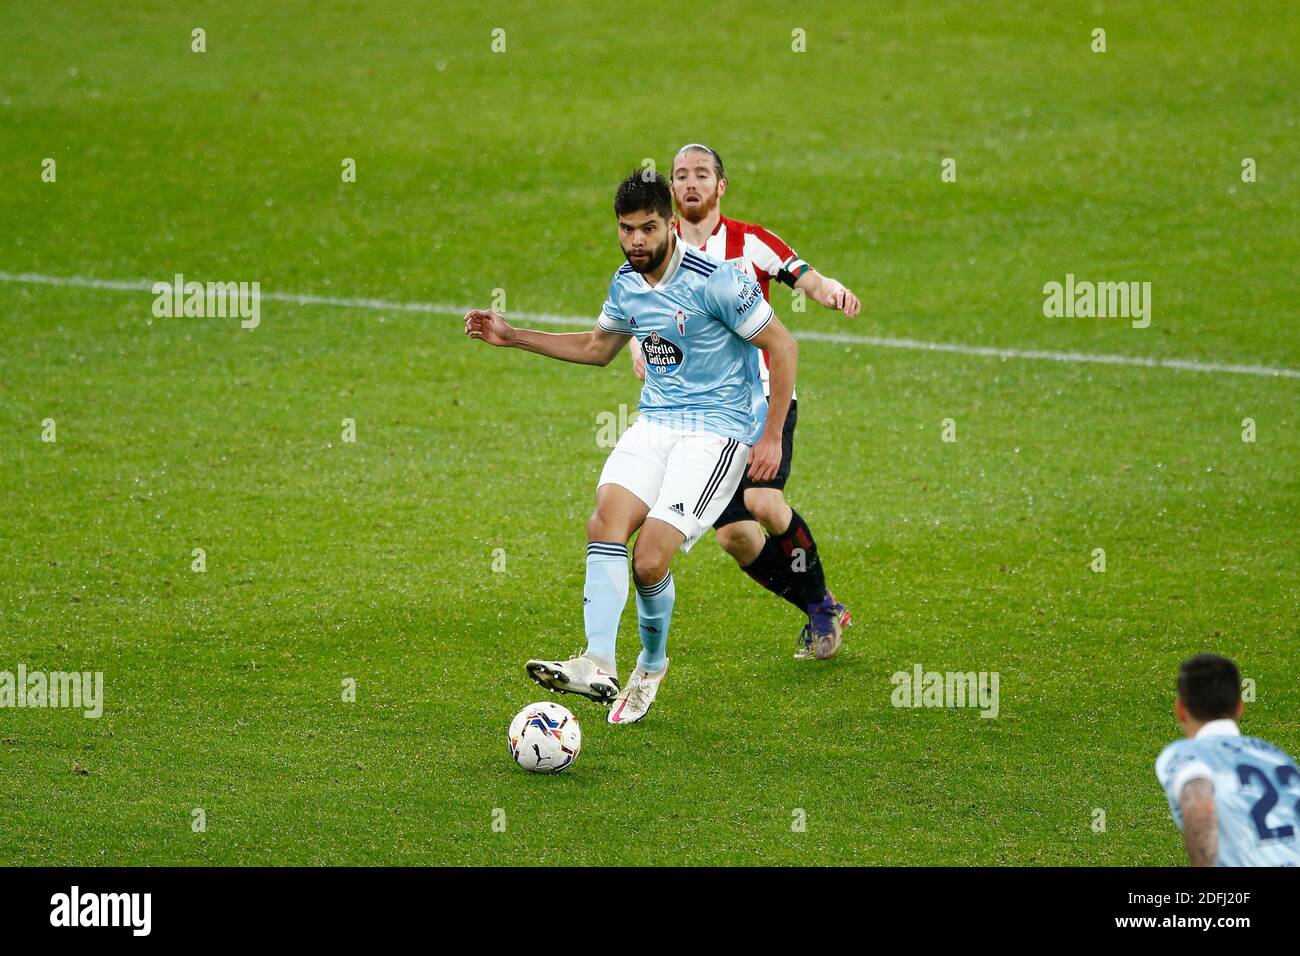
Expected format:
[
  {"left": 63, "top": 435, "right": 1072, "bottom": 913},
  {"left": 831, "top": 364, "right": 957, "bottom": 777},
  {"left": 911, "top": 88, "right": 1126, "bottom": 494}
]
[{"left": 508, "top": 701, "right": 581, "bottom": 773}]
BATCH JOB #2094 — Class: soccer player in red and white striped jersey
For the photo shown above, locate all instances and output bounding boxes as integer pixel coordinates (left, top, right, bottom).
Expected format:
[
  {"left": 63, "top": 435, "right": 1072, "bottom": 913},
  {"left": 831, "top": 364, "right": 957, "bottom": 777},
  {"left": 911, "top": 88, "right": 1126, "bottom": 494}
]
[{"left": 631, "top": 143, "right": 859, "bottom": 660}]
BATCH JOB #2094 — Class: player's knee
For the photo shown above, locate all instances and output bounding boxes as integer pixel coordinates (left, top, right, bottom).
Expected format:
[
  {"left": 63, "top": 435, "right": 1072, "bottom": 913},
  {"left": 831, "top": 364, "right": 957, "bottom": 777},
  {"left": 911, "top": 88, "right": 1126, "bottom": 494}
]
[
  {"left": 587, "top": 510, "right": 621, "bottom": 543},
  {"left": 747, "top": 492, "right": 792, "bottom": 534},
  {"left": 632, "top": 549, "right": 670, "bottom": 587},
  {"left": 716, "top": 522, "right": 761, "bottom": 564},
  {"left": 715, "top": 523, "right": 744, "bottom": 557}
]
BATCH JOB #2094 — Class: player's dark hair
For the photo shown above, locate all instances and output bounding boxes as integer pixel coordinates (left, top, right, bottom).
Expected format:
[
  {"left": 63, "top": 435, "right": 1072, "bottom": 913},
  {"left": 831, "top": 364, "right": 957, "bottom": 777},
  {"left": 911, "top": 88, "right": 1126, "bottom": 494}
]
[
  {"left": 614, "top": 170, "right": 673, "bottom": 221},
  {"left": 676, "top": 143, "right": 725, "bottom": 180},
  {"left": 1176, "top": 653, "right": 1241, "bottom": 721}
]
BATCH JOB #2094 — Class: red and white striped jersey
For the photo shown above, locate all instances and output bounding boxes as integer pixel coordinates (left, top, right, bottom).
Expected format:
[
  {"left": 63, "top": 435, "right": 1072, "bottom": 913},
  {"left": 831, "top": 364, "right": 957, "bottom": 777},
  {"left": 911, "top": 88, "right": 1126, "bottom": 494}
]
[{"left": 675, "top": 215, "right": 811, "bottom": 397}]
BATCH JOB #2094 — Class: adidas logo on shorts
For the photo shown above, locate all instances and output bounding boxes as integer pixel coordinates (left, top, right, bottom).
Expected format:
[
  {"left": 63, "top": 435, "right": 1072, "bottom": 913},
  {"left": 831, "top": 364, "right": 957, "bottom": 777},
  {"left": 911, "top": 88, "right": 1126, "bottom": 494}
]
[{"left": 669, "top": 502, "right": 685, "bottom": 516}]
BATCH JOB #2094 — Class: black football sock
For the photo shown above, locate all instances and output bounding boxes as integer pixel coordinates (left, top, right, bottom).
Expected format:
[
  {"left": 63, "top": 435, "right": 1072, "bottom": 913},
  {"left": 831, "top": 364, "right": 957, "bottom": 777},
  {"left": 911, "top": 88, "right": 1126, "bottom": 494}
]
[
  {"left": 773, "top": 510, "right": 829, "bottom": 609},
  {"left": 740, "top": 535, "right": 806, "bottom": 611}
]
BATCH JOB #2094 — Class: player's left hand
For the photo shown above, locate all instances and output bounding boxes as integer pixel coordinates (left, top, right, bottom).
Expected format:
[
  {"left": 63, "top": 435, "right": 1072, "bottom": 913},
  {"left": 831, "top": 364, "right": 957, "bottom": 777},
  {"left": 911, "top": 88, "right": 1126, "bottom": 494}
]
[
  {"left": 747, "top": 435, "right": 782, "bottom": 482},
  {"left": 629, "top": 337, "right": 647, "bottom": 381},
  {"left": 822, "top": 278, "right": 860, "bottom": 318}
]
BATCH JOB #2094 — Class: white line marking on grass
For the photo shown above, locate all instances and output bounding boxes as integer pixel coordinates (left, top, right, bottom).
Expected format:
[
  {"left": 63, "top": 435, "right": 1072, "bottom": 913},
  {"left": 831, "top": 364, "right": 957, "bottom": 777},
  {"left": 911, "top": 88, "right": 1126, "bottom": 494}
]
[{"left": 2, "top": 270, "right": 1296, "bottom": 380}]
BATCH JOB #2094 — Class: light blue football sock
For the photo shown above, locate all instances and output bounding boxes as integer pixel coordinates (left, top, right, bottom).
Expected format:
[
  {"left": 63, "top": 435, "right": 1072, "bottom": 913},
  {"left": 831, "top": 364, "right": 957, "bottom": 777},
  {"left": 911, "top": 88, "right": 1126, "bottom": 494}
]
[
  {"left": 634, "top": 569, "right": 674, "bottom": 673},
  {"left": 583, "top": 542, "right": 628, "bottom": 673}
]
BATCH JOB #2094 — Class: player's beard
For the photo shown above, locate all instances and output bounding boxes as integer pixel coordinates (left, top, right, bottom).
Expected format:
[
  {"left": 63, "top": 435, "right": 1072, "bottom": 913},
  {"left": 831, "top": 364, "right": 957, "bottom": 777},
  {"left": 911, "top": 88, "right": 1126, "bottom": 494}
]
[
  {"left": 625, "top": 233, "right": 672, "bottom": 274},
  {"left": 676, "top": 185, "right": 720, "bottom": 224}
]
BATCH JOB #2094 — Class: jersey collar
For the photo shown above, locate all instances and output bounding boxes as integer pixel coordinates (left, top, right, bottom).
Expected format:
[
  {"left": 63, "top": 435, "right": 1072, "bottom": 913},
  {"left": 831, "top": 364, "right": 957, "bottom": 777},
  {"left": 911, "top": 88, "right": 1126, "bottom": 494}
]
[{"left": 1195, "top": 718, "right": 1241, "bottom": 738}]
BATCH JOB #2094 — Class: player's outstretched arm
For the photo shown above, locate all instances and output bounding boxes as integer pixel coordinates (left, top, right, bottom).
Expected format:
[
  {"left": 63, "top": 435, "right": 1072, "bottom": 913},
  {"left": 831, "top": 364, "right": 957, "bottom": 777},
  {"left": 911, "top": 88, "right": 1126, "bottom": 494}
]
[
  {"left": 794, "top": 270, "right": 860, "bottom": 318},
  {"left": 464, "top": 310, "right": 629, "bottom": 366},
  {"left": 747, "top": 316, "right": 797, "bottom": 481},
  {"left": 1178, "top": 778, "right": 1218, "bottom": 867}
]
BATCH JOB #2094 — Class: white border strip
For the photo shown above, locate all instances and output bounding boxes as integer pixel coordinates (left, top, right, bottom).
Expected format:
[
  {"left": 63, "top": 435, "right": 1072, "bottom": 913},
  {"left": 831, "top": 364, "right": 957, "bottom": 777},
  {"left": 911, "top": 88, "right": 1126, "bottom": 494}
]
[{"left": 1, "top": 270, "right": 1296, "bottom": 380}]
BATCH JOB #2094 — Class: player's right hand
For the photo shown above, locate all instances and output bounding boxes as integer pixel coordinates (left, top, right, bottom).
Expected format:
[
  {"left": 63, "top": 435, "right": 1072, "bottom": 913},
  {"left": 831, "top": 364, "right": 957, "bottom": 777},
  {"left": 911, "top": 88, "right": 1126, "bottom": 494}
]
[{"left": 464, "top": 309, "right": 514, "bottom": 347}]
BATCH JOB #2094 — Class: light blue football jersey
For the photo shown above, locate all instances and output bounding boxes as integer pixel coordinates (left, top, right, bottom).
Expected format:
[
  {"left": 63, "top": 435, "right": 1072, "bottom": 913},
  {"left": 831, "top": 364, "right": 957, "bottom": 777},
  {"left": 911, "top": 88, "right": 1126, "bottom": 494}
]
[
  {"left": 1155, "top": 720, "right": 1300, "bottom": 866},
  {"left": 598, "top": 239, "right": 771, "bottom": 445}
]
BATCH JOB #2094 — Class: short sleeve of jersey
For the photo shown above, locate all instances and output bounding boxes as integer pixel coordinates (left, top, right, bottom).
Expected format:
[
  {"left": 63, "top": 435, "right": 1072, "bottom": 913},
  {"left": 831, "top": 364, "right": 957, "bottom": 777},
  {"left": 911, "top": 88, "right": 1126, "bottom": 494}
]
[
  {"left": 705, "top": 262, "right": 775, "bottom": 341},
  {"left": 1155, "top": 742, "right": 1214, "bottom": 828},
  {"left": 597, "top": 276, "right": 633, "bottom": 334},
  {"left": 745, "top": 225, "right": 812, "bottom": 289}
]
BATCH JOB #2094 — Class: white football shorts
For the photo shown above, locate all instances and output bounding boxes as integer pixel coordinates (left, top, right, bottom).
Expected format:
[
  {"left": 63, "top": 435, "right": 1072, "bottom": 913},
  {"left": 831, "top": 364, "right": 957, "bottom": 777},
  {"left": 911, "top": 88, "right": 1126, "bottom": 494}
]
[{"left": 598, "top": 417, "right": 750, "bottom": 552}]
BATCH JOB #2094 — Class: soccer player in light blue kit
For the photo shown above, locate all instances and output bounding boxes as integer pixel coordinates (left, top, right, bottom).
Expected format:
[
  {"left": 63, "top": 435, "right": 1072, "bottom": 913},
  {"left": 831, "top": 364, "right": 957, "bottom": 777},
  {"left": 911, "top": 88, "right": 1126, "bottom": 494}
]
[
  {"left": 1155, "top": 653, "right": 1300, "bottom": 866},
  {"left": 464, "top": 171, "right": 798, "bottom": 724}
]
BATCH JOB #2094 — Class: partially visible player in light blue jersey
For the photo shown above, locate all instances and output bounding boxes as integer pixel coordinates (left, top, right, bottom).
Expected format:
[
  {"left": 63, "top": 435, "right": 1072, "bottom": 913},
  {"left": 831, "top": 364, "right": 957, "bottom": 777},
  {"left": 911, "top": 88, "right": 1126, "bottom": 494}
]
[
  {"left": 1155, "top": 653, "right": 1300, "bottom": 866},
  {"left": 597, "top": 240, "right": 770, "bottom": 445}
]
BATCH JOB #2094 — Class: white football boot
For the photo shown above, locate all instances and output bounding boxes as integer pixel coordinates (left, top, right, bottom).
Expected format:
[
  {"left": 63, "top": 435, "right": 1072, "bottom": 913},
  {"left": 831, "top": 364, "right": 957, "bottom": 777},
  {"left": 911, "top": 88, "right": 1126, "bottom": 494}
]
[
  {"left": 607, "top": 659, "right": 669, "bottom": 725},
  {"left": 526, "top": 654, "right": 620, "bottom": 704}
]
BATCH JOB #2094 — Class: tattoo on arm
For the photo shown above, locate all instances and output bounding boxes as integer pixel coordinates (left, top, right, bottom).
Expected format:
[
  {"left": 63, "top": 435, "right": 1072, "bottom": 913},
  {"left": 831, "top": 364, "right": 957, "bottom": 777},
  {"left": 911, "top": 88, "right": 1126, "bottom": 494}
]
[{"left": 1179, "top": 778, "right": 1218, "bottom": 867}]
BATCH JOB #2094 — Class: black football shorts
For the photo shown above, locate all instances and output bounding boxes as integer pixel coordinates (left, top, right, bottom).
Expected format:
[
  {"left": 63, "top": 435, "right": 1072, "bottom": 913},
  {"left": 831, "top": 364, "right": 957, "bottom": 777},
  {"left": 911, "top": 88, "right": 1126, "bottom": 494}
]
[{"left": 712, "top": 399, "right": 797, "bottom": 529}]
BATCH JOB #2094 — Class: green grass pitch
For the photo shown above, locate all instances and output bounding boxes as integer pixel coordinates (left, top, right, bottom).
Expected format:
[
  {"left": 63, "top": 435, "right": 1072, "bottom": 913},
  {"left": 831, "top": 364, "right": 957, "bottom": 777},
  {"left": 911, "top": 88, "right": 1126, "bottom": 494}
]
[{"left": 1, "top": 1, "right": 1296, "bottom": 865}]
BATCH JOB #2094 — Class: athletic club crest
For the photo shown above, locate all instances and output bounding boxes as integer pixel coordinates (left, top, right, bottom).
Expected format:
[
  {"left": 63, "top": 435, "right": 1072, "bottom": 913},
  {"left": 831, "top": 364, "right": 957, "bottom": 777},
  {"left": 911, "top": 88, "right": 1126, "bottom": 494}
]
[{"left": 674, "top": 309, "right": 686, "bottom": 336}]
